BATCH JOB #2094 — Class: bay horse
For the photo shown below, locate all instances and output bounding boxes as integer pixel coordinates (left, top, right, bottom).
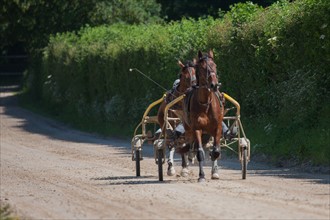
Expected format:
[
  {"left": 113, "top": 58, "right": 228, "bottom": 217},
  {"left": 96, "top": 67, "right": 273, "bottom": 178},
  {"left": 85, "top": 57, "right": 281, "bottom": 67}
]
[
  {"left": 183, "top": 50, "right": 224, "bottom": 182},
  {"left": 157, "top": 60, "right": 196, "bottom": 176}
]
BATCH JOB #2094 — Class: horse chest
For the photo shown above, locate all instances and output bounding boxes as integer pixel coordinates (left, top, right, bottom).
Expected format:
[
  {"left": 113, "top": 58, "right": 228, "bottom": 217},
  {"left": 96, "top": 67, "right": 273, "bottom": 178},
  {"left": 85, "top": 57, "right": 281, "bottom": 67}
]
[{"left": 197, "top": 116, "right": 208, "bottom": 127}]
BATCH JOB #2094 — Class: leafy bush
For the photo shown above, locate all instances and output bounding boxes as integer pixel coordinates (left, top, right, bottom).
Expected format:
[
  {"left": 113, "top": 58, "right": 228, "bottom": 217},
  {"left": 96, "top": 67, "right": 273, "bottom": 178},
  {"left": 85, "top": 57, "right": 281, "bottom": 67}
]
[
  {"left": 37, "top": 18, "right": 218, "bottom": 127},
  {"left": 0, "top": 203, "right": 18, "bottom": 220}
]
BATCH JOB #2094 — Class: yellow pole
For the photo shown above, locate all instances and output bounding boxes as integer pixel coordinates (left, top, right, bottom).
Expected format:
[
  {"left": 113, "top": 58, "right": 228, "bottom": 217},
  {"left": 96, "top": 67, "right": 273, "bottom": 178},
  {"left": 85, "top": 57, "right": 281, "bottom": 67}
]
[{"left": 223, "top": 93, "right": 240, "bottom": 116}]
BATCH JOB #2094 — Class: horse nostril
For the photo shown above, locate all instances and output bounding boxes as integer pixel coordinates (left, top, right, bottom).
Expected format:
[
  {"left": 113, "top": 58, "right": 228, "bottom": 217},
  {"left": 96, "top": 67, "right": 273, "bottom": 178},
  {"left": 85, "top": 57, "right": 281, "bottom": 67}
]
[{"left": 210, "top": 83, "right": 218, "bottom": 91}]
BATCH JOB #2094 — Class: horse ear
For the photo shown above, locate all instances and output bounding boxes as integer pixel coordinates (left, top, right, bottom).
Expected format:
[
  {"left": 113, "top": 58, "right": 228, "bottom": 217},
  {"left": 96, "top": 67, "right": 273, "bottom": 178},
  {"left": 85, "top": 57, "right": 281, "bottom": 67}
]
[
  {"left": 208, "top": 49, "right": 214, "bottom": 59},
  {"left": 178, "top": 60, "right": 185, "bottom": 68},
  {"left": 198, "top": 50, "right": 203, "bottom": 59}
]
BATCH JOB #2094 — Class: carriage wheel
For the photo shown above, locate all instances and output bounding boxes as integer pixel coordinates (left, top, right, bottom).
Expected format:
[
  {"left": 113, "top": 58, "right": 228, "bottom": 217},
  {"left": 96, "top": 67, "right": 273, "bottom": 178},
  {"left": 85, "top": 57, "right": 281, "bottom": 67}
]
[
  {"left": 135, "top": 149, "right": 141, "bottom": 177},
  {"left": 158, "top": 149, "right": 164, "bottom": 181},
  {"left": 241, "top": 147, "right": 247, "bottom": 179}
]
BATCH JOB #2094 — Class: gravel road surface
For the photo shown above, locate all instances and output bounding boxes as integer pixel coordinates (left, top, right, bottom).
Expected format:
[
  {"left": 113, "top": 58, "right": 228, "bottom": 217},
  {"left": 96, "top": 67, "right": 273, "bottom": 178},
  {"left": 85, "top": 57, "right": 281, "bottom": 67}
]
[{"left": 1, "top": 86, "right": 329, "bottom": 219}]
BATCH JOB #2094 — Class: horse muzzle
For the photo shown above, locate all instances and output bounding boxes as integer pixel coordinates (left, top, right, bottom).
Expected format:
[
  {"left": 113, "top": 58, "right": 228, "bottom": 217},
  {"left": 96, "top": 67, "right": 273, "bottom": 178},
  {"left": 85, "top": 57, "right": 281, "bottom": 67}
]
[{"left": 210, "top": 82, "right": 218, "bottom": 91}]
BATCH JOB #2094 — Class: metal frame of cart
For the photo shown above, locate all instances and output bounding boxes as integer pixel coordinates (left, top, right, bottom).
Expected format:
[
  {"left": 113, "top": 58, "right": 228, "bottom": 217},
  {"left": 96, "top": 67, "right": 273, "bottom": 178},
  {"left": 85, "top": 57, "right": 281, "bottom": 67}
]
[{"left": 131, "top": 93, "right": 250, "bottom": 181}]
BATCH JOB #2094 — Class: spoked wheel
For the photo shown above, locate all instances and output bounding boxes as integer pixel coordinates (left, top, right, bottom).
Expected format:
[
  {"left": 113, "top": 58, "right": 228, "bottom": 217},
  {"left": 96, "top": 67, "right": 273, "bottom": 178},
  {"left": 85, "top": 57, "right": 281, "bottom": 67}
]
[
  {"left": 241, "top": 147, "right": 247, "bottom": 179},
  {"left": 158, "top": 149, "right": 164, "bottom": 181},
  {"left": 135, "top": 149, "right": 141, "bottom": 177}
]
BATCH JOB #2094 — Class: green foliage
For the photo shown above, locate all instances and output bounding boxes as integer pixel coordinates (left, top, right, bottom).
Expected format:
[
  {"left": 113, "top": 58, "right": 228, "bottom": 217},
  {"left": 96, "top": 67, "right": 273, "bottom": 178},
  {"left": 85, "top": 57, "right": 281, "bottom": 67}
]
[
  {"left": 0, "top": 0, "right": 162, "bottom": 52},
  {"left": 157, "top": 0, "right": 275, "bottom": 21},
  {"left": 0, "top": 203, "right": 18, "bottom": 220},
  {"left": 1, "top": 0, "right": 92, "bottom": 51},
  {"left": 225, "top": 2, "right": 263, "bottom": 27},
  {"left": 90, "top": 0, "right": 162, "bottom": 25},
  {"left": 210, "top": 0, "right": 330, "bottom": 166},
  {"left": 37, "top": 18, "right": 217, "bottom": 127}
]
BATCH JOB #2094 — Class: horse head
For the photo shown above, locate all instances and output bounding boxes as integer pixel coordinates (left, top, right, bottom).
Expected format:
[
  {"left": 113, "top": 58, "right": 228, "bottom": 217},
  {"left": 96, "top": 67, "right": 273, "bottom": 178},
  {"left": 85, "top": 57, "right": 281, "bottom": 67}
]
[
  {"left": 196, "top": 50, "right": 218, "bottom": 91},
  {"left": 177, "top": 60, "right": 197, "bottom": 92}
]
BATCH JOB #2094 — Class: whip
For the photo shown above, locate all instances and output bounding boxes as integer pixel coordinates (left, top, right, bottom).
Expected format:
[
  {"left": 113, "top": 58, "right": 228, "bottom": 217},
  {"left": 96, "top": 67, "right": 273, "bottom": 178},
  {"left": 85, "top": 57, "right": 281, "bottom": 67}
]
[{"left": 129, "top": 68, "right": 167, "bottom": 91}]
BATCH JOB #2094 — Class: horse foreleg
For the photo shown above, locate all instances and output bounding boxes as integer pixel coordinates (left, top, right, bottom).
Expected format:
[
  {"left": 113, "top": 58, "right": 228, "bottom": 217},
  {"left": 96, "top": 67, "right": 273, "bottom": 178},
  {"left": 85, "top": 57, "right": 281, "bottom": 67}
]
[
  {"left": 210, "top": 146, "right": 221, "bottom": 161},
  {"left": 167, "top": 146, "right": 176, "bottom": 176},
  {"left": 211, "top": 126, "right": 222, "bottom": 179},
  {"left": 195, "top": 130, "right": 205, "bottom": 182},
  {"left": 211, "top": 159, "right": 219, "bottom": 179},
  {"left": 210, "top": 127, "right": 222, "bottom": 161}
]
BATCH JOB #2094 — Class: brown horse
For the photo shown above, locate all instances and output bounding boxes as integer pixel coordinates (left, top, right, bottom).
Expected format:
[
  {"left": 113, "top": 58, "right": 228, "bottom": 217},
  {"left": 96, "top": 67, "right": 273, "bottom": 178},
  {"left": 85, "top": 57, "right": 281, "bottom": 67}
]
[
  {"left": 183, "top": 50, "right": 224, "bottom": 182},
  {"left": 157, "top": 60, "right": 196, "bottom": 176}
]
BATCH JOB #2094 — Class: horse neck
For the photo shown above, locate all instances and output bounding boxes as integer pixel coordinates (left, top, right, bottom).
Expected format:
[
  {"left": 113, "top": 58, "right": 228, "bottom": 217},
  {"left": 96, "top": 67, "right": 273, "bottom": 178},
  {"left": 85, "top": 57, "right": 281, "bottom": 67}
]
[
  {"left": 196, "top": 86, "right": 212, "bottom": 105},
  {"left": 176, "top": 80, "right": 190, "bottom": 94}
]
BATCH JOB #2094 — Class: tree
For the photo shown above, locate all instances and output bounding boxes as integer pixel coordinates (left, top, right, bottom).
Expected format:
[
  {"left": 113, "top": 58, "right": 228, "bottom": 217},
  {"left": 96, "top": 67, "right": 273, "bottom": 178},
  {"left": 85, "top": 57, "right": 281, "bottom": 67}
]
[
  {"left": 0, "top": 0, "right": 162, "bottom": 53},
  {"left": 156, "top": 0, "right": 276, "bottom": 21},
  {"left": 1, "top": 0, "right": 93, "bottom": 52},
  {"left": 90, "top": 0, "right": 162, "bottom": 25}
]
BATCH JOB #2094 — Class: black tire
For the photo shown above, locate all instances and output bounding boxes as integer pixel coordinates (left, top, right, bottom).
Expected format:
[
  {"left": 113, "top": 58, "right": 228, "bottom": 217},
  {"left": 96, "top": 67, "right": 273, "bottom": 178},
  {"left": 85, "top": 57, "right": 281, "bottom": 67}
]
[
  {"left": 158, "top": 149, "right": 163, "bottom": 181},
  {"left": 242, "top": 147, "right": 247, "bottom": 179},
  {"left": 135, "top": 150, "right": 141, "bottom": 177}
]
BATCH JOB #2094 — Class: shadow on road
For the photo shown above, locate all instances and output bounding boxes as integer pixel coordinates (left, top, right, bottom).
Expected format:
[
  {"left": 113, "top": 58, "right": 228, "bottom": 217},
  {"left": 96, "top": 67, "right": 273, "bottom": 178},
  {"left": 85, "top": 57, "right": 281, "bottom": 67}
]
[
  {"left": 91, "top": 175, "right": 171, "bottom": 185},
  {"left": 0, "top": 84, "right": 130, "bottom": 149},
  {"left": 250, "top": 168, "right": 330, "bottom": 184}
]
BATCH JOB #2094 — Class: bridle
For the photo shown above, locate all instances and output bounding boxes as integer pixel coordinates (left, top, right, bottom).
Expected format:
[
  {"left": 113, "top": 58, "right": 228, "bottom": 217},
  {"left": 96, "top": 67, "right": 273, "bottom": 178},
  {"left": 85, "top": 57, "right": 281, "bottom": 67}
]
[
  {"left": 197, "top": 55, "right": 218, "bottom": 90},
  {"left": 185, "top": 64, "right": 197, "bottom": 87},
  {"left": 180, "top": 62, "right": 197, "bottom": 88}
]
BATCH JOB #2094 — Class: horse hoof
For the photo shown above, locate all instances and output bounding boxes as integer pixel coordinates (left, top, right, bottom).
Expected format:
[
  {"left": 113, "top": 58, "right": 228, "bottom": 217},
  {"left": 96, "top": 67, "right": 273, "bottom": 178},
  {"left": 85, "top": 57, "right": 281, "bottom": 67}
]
[
  {"left": 167, "top": 167, "right": 176, "bottom": 176},
  {"left": 181, "top": 168, "right": 189, "bottom": 177},
  {"left": 198, "top": 177, "right": 206, "bottom": 183},
  {"left": 211, "top": 173, "right": 220, "bottom": 179}
]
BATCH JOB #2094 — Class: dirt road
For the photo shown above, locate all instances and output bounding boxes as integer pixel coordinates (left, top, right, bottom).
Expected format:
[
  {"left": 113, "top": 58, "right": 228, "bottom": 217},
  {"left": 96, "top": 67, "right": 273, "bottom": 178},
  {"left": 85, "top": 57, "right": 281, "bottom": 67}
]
[{"left": 1, "top": 87, "right": 329, "bottom": 219}]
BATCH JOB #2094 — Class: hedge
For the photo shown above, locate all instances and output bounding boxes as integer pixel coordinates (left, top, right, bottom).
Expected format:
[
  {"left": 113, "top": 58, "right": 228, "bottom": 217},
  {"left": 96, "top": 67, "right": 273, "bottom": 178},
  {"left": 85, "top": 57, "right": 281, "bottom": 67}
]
[{"left": 28, "top": 0, "right": 329, "bottom": 166}]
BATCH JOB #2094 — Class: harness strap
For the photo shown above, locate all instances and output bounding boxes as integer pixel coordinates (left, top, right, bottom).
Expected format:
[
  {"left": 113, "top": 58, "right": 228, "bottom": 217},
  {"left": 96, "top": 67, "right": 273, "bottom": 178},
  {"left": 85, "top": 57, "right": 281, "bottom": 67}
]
[
  {"left": 182, "top": 89, "right": 194, "bottom": 127},
  {"left": 215, "top": 91, "right": 224, "bottom": 108}
]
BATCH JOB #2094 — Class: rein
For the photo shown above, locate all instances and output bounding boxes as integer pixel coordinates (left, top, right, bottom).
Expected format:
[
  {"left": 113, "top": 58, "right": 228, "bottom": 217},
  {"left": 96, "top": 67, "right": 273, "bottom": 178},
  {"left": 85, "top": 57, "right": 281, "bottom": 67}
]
[{"left": 188, "top": 66, "right": 197, "bottom": 85}]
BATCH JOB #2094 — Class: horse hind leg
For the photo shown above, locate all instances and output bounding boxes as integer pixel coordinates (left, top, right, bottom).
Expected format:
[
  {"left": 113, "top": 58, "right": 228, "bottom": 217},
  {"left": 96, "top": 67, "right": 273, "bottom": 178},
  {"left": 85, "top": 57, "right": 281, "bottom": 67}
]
[
  {"left": 174, "top": 143, "right": 191, "bottom": 177},
  {"left": 167, "top": 147, "right": 176, "bottom": 176},
  {"left": 180, "top": 153, "right": 189, "bottom": 177},
  {"left": 188, "top": 142, "right": 196, "bottom": 164}
]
